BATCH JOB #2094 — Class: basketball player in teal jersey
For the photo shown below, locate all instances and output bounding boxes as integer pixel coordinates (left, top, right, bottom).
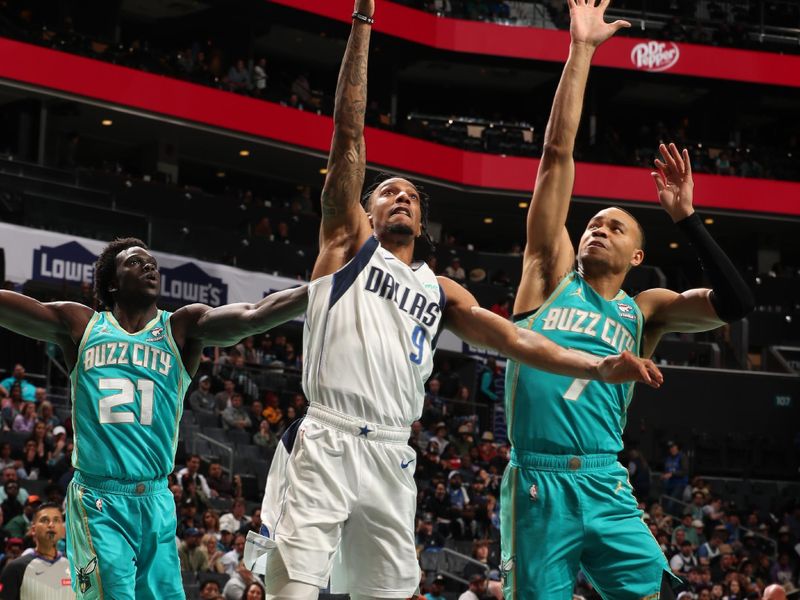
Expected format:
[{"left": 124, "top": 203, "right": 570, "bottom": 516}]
[
  {"left": 497, "top": 1, "right": 755, "bottom": 598},
  {"left": 0, "top": 237, "right": 308, "bottom": 599}
]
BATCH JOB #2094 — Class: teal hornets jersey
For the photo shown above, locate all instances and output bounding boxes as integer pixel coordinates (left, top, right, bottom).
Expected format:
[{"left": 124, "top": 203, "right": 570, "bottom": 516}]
[
  {"left": 505, "top": 271, "right": 644, "bottom": 455},
  {"left": 71, "top": 310, "right": 191, "bottom": 480}
]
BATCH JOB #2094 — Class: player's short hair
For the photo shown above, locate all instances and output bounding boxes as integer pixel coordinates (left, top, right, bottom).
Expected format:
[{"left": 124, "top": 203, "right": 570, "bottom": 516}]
[
  {"left": 94, "top": 237, "right": 148, "bottom": 309},
  {"left": 361, "top": 173, "right": 435, "bottom": 248},
  {"left": 33, "top": 502, "right": 61, "bottom": 521},
  {"left": 608, "top": 206, "right": 646, "bottom": 250}
]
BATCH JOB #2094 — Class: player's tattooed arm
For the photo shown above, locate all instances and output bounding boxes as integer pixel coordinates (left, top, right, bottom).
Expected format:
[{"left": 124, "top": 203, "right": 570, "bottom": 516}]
[
  {"left": 0, "top": 290, "right": 92, "bottom": 355},
  {"left": 319, "top": 0, "right": 374, "bottom": 242},
  {"left": 516, "top": 0, "right": 630, "bottom": 315},
  {"left": 439, "top": 277, "right": 662, "bottom": 387}
]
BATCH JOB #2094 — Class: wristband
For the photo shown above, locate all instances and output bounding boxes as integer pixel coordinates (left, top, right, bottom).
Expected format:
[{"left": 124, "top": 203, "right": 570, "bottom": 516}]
[{"left": 352, "top": 11, "right": 374, "bottom": 25}]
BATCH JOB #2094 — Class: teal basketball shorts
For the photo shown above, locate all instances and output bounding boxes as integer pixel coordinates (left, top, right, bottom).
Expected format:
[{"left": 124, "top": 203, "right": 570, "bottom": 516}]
[
  {"left": 65, "top": 471, "right": 183, "bottom": 599},
  {"left": 500, "top": 450, "right": 681, "bottom": 600}
]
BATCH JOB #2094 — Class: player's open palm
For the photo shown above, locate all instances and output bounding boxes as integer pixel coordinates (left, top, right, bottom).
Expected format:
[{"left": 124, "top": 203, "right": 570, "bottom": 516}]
[
  {"left": 569, "top": 0, "right": 630, "bottom": 48},
  {"left": 651, "top": 142, "right": 695, "bottom": 222},
  {"left": 598, "top": 351, "right": 663, "bottom": 387}
]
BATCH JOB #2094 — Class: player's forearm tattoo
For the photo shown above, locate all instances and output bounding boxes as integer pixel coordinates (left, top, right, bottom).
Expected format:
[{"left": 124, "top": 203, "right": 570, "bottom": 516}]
[{"left": 322, "top": 22, "right": 370, "bottom": 218}]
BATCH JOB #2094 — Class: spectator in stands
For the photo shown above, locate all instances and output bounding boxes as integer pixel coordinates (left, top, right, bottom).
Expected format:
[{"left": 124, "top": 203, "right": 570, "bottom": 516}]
[
  {"left": 703, "top": 497, "right": 725, "bottom": 525},
  {"left": 202, "top": 509, "right": 222, "bottom": 539},
  {"left": 430, "top": 423, "right": 449, "bottom": 456},
  {"left": 215, "top": 379, "right": 235, "bottom": 413},
  {"left": 262, "top": 391, "right": 282, "bottom": 430},
  {"left": 220, "top": 499, "right": 250, "bottom": 535},
  {"left": 3, "top": 495, "right": 40, "bottom": 539},
  {"left": 0, "top": 364, "right": 35, "bottom": 401},
  {"left": 179, "top": 527, "right": 208, "bottom": 573},
  {"left": 238, "top": 508, "right": 263, "bottom": 537},
  {"left": 445, "top": 257, "right": 466, "bottom": 282},
  {"left": 415, "top": 514, "right": 444, "bottom": 551},
  {"left": 252, "top": 57, "right": 268, "bottom": 97},
  {"left": 11, "top": 402, "right": 36, "bottom": 434},
  {"left": 0, "top": 469, "right": 27, "bottom": 505},
  {"left": 662, "top": 441, "right": 689, "bottom": 502},
  {"left": 459, "top": 573, "right": 489, "bottom": 600},
  {"left": 36, "top": 400, "right": 59, "bottom": 431},
  {"left": 478, "top": 358, "right": 503, "bottom": 404},
  {"left": 770, "top": 553, "right": 794, "bottom": 585},
  {"left": 179, "top": 496, "right": 204, "bottom": 534},
  {"left": 223, "top": 562, "right": 264, "bottom": 599},
  {"left": 699, "top": 529, "right": 725, "bottom": 561},
  {"left": 425, "top": 574, "right": 447, "bottom": 600},
  {"left": 46, "top": 430, "right": 71, "bottom": 483},
  {"left": 242, "top": 581, "right": 266, "bottom": 599},
  {"left": 190, "top": 375, "right": 217, "bottom": 415},
  {"left": 463, "top": 539, "right": 495, "bottom": 579},
  {"left": 0, "top": 444, "right": 14, "bottom": 471},
  {"left": 253, "top": 419, "right": 278, "bottom": 454},
  {"left": 222, "top": 393, "right": 251, "bottom": 431},
  {"left": 220, "top": 532, "right": 246, "bottom": 575},
  {"left": 725, "top": 513, "right": 743, "bottom": 543},
  {"left": 673, "top": 513, "right": 700, "bottom": 546},
  {"left": 489, "top": 297, "right": 511, "bottom": 319},
  {"left": 290, "top": 73, "right": 313, "bottom": 106},
  {"left": 689, "top": 490, "right": 706, "bottom": 521},
  {"left": 177, "top": 454, "right": 213, "bottom": 499},
  {"left": 0, "top": 537, "right": 23, "bottom": 572},
  {"left": 207, "top": 461, "right": 238, "bottom": 499},
  {"left": 1, "top": 383, "right": 22, "bottom": 428},
  {"left": 247, "top": 400, "right": 265, "bottom": 435},
  {"left": 17, "top": 439, "right": 47, "bottom": 480},
  {"left": 670, "top": 540, "right": 699, "bottom": 575},
  {"left": 225, "top": 59, "right": 251, "bottom": 93},
  {"left": 627, "top": 449, "right": 651, "bottom": 501},
  {"left": 693, "top": 519, "right": 707, "bottom": 547},
  {"left": 200, "top": 578, "right": 223, "bottom": 599},
  {"left": 201, "top": 532, "right": 226, "bottom": 573},
  {"left": 29, "top": 420, "right": 52, "bottom": 456},
  {"left": 424, "top": 378, "right": 445, "bottom": 416},
  {"left": 477, "top": 432, "right": 497, "bottom": 466}
]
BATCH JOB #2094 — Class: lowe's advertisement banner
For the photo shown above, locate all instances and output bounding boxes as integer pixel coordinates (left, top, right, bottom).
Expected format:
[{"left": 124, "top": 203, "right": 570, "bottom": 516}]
[{"left": 0, "top": 222, "right": 298, "bottom": 308}]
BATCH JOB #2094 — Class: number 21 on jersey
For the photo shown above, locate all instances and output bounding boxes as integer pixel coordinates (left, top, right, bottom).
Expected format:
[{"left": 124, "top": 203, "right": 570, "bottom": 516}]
[{"left": 98, "top": 378, "right": 154, "bottom": 425}]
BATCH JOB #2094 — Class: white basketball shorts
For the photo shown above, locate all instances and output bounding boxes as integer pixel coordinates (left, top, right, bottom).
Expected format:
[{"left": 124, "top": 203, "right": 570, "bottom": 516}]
[{"left": 259, "top": 403, "right": 420, "bottom": 598}]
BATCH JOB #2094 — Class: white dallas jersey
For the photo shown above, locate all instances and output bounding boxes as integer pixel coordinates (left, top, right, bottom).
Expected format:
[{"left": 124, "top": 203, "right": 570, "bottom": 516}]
[{"left": 303, "top": 236, "right": 446, "bottom": 427}]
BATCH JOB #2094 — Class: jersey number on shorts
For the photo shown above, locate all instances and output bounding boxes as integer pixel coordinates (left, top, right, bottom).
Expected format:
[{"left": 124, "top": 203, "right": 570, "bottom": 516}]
[
  {"left": 98, "top": 378, "right": 155, "bottom": 425},
  {"left": 409, "top": 325, "right": 425, "bottom": 365}
]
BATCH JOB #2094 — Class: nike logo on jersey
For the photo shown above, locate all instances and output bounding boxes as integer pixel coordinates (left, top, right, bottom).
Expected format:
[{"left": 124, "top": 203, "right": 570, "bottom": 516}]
[{"left": 401, "top": 458, "right": 416, "bottom": 469}]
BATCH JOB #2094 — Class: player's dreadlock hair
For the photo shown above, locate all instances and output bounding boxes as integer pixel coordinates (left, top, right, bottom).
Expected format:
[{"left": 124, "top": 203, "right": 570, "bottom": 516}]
[
  {"left": 93, "top": 237, "right": 148, "bottom": 309},
  {"left": 361, "top": 172, "right": 436, "bottom": 249}
]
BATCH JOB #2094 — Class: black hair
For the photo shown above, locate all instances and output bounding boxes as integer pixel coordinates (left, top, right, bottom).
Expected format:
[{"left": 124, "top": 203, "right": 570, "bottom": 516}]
[
  {"left": 33, "top": 502, "right": 60, "bottom": 520},
  {"left": 93, "top": 237, "right": 148, "bottom": 309},
  {"left": 609, "top": 206, "right": 646, "bottom": 251},
  {"left": 361, "top": 172, "right": 435, "bottom": 249}
]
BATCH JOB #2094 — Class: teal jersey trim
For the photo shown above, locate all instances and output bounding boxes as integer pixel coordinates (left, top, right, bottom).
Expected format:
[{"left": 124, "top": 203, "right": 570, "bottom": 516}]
[
  {"left": 71, "top": 310, "right": 191, "bottom": 480},
  {"left": 505, "top": 271, "right": 643, "bottom": 455}
]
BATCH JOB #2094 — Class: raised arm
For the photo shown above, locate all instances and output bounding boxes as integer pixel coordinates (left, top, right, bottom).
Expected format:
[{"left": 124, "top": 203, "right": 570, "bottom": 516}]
[
  {"left": 171, "top": 286, "right": 308, "bottom": 374},
  {"left": 0, "top": 291, "right": 92, "bottom": 364},
  {"left": 439, "top": 278, "right": 661, "bottom": 386},
  {"left": 516, "top": 0, "right": 630, "bottom": 315},
  {"left": 313, "top": 0, "right": 375, "bottom": 278},
  {"left": 637, "top": 143, "right": 754, "bottom": 357}
]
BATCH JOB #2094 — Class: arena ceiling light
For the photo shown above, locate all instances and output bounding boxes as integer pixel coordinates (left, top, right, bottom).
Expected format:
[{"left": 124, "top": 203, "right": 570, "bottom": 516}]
[
  {"left": 216, "top": 171, "right": 226, "bottom": 178},
  {"left": 704, "top": 218, "right": 714, "bottom": 225},
  {"left": 518, "top": 201, "right": 528, "bottom": 209},
  {"left": 239, "top": 149, "right": 250, "bottom": 157},
  {"left": 669, "top": 242, "right": 679, "bottom": 249},
  {"left": 101, "top": 119, "right": 113, "bottom": 126},
  {"left": 319, "top": 168, "right": 328, "bottom": 175},
  {"left": 483, "top": 217, "right": 493, "bottom": 224}
]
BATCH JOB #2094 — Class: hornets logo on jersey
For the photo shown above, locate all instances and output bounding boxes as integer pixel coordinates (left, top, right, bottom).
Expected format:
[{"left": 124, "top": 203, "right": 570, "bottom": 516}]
[{"left": 71, "top": 310, "right": 191, "bottom": 480}]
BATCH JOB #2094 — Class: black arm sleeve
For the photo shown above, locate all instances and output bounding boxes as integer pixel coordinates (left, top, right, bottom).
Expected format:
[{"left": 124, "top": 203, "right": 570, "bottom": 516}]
[{"left": 676, "top": 213, "right": 755, "bottom": 322}]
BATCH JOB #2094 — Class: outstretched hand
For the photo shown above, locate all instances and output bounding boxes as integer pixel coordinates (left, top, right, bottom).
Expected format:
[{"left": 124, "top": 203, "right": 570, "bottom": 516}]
[
  {"left": 598, "top": 350, "right": 663, "bottom": 387},
  {"left": 651, "top": 142, "right": 695, "bottom": 222},
  {"left": 569, "top": 0, "right": 630, "bottom": 48}
]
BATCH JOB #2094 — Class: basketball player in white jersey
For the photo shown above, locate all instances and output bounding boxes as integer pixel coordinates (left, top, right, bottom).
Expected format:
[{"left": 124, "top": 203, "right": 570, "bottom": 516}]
[{"left": 247, "top": 2, "right": 663, "bottom": 599}]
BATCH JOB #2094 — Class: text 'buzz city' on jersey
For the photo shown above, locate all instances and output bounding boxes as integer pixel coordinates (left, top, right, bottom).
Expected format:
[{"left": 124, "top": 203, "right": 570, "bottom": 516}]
[{"left": 71, "top": 310, "right": 191, "bottom": 481}]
